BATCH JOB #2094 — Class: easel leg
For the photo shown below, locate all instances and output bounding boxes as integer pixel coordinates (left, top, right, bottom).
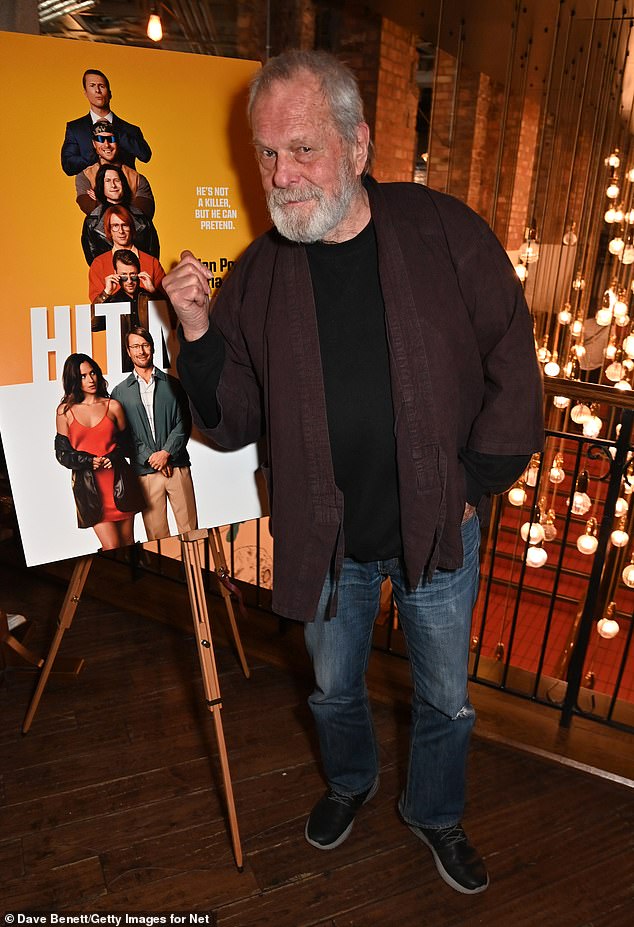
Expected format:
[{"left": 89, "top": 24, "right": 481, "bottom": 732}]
[
  {"left": 181, "top": 534, "right": 243, "bottom": 871},
  {"left": 209, "top": 527, "right": 250, "bottom": 679},
  {"left": 22, "top": 555, "right": 92, "bottom": 734}
]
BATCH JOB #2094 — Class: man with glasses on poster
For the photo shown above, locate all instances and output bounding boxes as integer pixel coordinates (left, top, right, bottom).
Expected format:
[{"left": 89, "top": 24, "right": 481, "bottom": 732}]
[{"left": 111, "top": 327, "right": 197, "bottom": 541}]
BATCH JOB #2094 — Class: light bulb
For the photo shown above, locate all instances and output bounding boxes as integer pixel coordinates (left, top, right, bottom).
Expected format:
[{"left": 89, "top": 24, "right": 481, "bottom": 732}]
[
  {"left": 526, "top": 546, "right": 548, "bottom": 568},
  {"left": 537, "top": 343, "right": 551, "bottom": 363},
  {"left": 605, "top": 342, "right": 617, "bottom": 360},
  {"left": 549, "top": 465, "right": 566, "bottom": 484},
  {"left": 507, "top": 484, "right": 527, "bottom": 506},
  {"left": 623, "top": 335, "right": 634, "bottom": 356},
  {"left": 577, "top": 533, "right": 598, "bottom": 555},
  {"left": 519, "top": 240, "right": 540, "bottom": 264},
  {"left": 571, "top": 319, "right": 584, "bottom": 337},
  {"left": 605, "top": 207, "right": 617, "bottom": 223},
  {"left": 515, "top": 262, "right": 528, "bottom": 282},
  {"left": 595, "top": 307, "right": 613, "bottom": 326},
  {"left": 524, "top": 464, "right": 539, "bottom": 487},
  {"left": 622, "top": 561, "right": 634, "bottom": 587},
  {"left": 609, "top": 236, "right": 625, "bottom": 254},
  {"left": 614, "top": 299, "right": 629, "bottom": 319},
  {"left": 607, "top": 152, "right": 621, "bottom": 168},
  {"left": 615, "top": 497, "right": 629, "bottom": 516},
  {"left": 605, "top": 361, "right": 626, "bottom": 382},
  {"left": 607, "top": 183, "right": 620, "bottom": 199},
  {"left": 571, "top": 492, "right": 592, "bottom": 515},
  {"left": 558, "top": 306, "right": 572, "bottom": 325},
  {"left": 520, "top": 522, "right": 546, "bottom": 545},
  {"left": 572, "top": 343, "right": 586, "bottom": 358},
  {"left": 542, "top": 509, "right": 557, "bottom": 542},
  {"left": 570, "top": 403, "right": 591, "bottom": 423},
  {"left": 544, "top": 360, "right": 561, "bottom": 377},
  {"left": 616, "top": 314, "right": 630, "bottom": 327},
  {"left": 597, "top": 617, "right": 620, "bottom": 638},
  {"left": 582, "top": 415, "right": 602, "bottom": 437},
  {"left": 614, "top": 207, "right": 625, "bottom": 223},
  {"left": 147, "top": 13, "right": 163, "bottom": 41},
  {"left": 572, "top": 273, "right": 585, "bottom": 291},
  {"left": 611, "top": 528, "right": 629, "bottom": 547},
  {"left": 553, "top": 395, "right": 570, "bottom": 409},
  {"left": 615, "top": 379, "right": 632, "bottom": 390},
  {"left": 628, "top": 167, "right": 634, "bottom": 182},
  {"left": 563, "top": 225, "right": 578, "bottom": 246},
  {"left": 622, "top": 245, "right": 634, "bottom": 264}
]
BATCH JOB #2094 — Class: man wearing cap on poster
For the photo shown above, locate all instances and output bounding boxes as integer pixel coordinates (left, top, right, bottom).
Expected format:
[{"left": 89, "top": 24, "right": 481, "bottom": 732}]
[
  {"left": 162, "top": 50, "right": 543, "bottom": 897},
  {"left": 75, "top": 120, "right": 155, "bottom": 218},
  {"left": 61, "top": 68, "right": 152, "bottom": 176},
  {"left": 111, "top": 327, "right": 197, "bottom": 541}
]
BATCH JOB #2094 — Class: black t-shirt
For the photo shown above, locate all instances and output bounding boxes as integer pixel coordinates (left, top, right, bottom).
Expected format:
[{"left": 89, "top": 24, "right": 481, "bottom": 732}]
[{"left": 306, "top": 221, "right": 402, "bottom": 561}]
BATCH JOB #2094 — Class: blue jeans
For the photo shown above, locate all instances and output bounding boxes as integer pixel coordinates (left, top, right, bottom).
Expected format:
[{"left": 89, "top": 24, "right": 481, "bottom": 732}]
[{"left": 304, "top": 514, "right": 480, "bottom": 829}]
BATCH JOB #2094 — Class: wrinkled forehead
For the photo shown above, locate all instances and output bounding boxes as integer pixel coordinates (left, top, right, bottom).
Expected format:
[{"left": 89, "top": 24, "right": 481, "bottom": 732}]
[{"left": 252, "top": 72, "right": 336, "bottom": 128}]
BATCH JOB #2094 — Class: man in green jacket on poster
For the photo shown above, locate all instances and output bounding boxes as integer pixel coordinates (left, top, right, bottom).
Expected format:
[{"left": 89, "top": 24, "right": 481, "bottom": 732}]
[{"left": 112, "top": 326, "right": 197, "bottom": 541}]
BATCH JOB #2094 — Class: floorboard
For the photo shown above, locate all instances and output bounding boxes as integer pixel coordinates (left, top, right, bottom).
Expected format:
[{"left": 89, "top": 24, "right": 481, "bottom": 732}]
[{"left": 1, "top": 557, "right": 633, "bottom": 924}]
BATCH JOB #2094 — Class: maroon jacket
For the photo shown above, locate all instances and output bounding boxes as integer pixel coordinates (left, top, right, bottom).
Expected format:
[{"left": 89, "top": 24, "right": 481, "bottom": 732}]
[{"left": 181, "top": 178, "right": 544, "bottom": 621}]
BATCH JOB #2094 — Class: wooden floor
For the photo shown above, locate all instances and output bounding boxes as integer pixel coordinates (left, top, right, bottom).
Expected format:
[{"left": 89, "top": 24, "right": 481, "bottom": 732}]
[{"left": 2, "top": 556, "right": 634, "bottom": 925}]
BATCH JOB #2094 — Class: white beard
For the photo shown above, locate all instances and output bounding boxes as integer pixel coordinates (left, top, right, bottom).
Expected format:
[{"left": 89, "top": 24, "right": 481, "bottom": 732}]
[{"left": 267, "top": 157, "right": 359, "bottom": 243}]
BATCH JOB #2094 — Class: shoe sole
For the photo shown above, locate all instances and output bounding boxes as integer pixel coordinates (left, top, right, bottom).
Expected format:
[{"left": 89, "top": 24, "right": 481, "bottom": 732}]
[
  {"left": 409, "top": 825, "right": 489, "bottom": 895},
  {"left": 305, "top": 779, "right": 379, "bottom": 851}
]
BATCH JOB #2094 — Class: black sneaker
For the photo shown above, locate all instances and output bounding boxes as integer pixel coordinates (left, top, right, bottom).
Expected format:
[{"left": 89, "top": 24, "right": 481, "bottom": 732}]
[
  {"left": 410, "top": 823, "right": 489, "bottom": 894},
  {"left": 305, "top": 780, "right": 379, "bottom": 850}
]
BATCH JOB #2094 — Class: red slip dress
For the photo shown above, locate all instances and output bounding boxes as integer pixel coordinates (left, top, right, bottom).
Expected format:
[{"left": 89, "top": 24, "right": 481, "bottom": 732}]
[{"left": 68, "top": 401, "right": 130, "bottom": 523}]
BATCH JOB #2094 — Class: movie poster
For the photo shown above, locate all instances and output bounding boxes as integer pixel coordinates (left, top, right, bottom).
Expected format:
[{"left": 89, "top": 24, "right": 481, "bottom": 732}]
[{"left": 0, "top": 31, "right": 271, "bottom": 566}]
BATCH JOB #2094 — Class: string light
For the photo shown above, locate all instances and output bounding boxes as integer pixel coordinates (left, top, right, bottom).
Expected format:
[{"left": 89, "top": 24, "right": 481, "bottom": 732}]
[
  {"left": 571, "top": 471, "right": 592, "bottom": 515},
  {"left": 597, "top": 603, "right": 620, "bottom": 639},
  {"left": 576, "top": 518, "right": 598, "bottom": 555},
  {"left": 147, "top": 10, "right": 163, "bottom": 42}
]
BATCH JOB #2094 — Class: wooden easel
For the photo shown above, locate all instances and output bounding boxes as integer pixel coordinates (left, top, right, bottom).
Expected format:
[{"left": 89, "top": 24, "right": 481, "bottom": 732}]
[{"left": 21, "top": 527, "right": 249, "bottom": 870}]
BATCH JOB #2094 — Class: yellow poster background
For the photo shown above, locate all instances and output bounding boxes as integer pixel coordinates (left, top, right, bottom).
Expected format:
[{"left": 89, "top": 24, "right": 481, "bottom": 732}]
[
  {"left": 0, "top": 31, "right": 272, "bottom": 568},
  {"left": 0, "top": 30, "right": 268, "bottom": 385}
]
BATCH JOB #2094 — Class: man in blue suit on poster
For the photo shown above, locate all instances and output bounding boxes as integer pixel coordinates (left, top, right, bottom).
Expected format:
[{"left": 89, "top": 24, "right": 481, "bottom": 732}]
[{"left": 61, "top": 69, "right": 152, "bottom": 176}]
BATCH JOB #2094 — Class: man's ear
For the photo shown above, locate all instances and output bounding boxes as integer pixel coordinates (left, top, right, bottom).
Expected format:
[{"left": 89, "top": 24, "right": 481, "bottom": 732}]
[{"left": 353, "top": 122, "right": 371, "bottom": 177}]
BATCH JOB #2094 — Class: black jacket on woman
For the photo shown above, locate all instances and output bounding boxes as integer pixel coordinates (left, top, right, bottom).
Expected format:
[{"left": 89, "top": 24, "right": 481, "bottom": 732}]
[{"left": 55, "top": 432, "right": 142, "bottom": 528}]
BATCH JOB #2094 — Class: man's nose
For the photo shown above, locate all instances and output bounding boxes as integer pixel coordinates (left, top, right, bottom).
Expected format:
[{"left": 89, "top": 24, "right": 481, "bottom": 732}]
[{"left": 272, "top": 150, "right": 299, "bottom": 188}]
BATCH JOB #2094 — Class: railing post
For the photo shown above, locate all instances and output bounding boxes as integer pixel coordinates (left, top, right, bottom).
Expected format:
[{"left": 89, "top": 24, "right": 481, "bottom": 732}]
[{"left": 561, "top": 408, "right": 634, "bottom": 727}]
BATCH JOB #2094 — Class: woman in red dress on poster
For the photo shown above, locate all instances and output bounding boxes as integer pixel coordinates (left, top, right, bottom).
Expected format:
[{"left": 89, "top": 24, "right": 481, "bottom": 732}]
[{"left": 55, "top": 353, "right": 141, "bottom": 550}]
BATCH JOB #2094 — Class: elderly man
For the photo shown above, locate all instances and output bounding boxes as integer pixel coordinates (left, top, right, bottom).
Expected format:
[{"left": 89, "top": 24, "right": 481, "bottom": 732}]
[
  {"left": 163, "top": 50, "right": 543, "bottom": 895},
  {"left": 75, "top": 120, "right": 155, "bottom": 217},
  {"left": 111, "top": 327, "right": 197, "bottom": 541},
  {"left": 61, "top": 69, "right": 152, "bottom": 176}
]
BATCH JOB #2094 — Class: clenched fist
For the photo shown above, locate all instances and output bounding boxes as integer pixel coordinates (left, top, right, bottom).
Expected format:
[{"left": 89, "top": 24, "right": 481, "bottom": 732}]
[{"left": 162, "top": 250, "right": 214, "bottom": 342}]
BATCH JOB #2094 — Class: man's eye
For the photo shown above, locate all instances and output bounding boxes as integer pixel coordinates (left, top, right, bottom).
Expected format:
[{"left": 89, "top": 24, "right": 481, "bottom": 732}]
[{"left": 260, "top": 149, "right": 276, "bottom": 160}]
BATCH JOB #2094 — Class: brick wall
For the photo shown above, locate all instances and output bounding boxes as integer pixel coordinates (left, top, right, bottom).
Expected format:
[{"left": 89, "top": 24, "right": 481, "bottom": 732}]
[{"left": 372, "top": 19, "right": 418, "bottom": 182}]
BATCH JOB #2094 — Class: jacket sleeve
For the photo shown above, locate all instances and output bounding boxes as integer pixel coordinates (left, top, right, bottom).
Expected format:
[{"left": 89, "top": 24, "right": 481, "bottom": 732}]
[
  {"left": 160, "top": 380, "right": 190, "bottom": 459},
  {"left": 116, "top": 119, "right": 152, "bottom": 165},
  {"left": 177, "top": 256, "right": 265, "bottom": 450},
  {"left": 448, "top": 210, "right": 544, "bottom": 456},
  {"left": 55, "top": 433, "right": 94, "bottom": 470},
  {"left": 61, "top": 122, "right": 97, "bottom": 176}
]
